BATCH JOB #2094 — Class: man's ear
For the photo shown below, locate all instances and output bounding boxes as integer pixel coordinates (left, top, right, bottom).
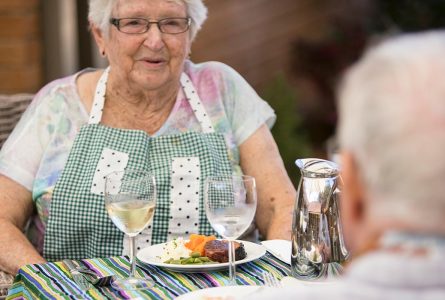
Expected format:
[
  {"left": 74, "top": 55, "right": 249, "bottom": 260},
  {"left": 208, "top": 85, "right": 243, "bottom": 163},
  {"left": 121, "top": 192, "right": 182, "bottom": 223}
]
[
  {"left": 341, "top": 152, "right": 365, "bottom": 222},
  {"left": 340, "top": 151, "right": 366, "bottom": 252}
]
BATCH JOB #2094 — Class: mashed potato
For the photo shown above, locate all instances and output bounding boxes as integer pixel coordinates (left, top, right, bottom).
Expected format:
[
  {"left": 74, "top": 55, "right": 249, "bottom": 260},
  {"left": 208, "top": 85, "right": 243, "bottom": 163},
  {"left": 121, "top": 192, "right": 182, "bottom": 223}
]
[{"left": 159, "top": 237, "right": 192, "bottom": 262}]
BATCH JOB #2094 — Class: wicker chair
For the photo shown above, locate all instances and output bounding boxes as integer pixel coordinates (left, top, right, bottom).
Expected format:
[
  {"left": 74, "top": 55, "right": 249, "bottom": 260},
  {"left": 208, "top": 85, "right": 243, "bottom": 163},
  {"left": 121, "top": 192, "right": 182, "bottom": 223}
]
[
  {"left": 0, "top": 272, "right": 13, "bottom": 299},
  {"left": 0, "top": 93, "right": 33, "bottom": 298},
  {"left": 0, "top": 93, "right": 33, "bottom": 149}
]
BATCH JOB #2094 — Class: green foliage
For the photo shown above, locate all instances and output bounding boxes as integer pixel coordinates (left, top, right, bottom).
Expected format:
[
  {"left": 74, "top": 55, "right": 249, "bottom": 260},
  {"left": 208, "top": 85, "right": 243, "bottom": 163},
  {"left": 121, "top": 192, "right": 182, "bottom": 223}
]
[
  {"left": 260, "top": 75, "right": 313, "bottom": 186},
  {"left": 374, "top": 0, "right": 445, "bottom": 32}
]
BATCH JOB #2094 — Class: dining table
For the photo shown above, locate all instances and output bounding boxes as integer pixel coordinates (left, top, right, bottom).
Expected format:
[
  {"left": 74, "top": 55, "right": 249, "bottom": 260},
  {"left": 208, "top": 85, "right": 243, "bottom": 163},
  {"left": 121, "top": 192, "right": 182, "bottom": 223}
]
[{"left": 6, "top": 252, "right": 290, "bottom": 299}]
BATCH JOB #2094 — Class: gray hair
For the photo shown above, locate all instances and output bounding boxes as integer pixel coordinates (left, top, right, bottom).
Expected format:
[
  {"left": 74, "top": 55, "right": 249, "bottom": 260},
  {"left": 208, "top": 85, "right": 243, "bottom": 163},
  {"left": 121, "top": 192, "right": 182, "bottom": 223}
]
[
  {"left": 88, "top": 0, "right": 208, "bottom": 41},
  {"left": 337, "top": 30, "right": 445, "bottom": 232}
]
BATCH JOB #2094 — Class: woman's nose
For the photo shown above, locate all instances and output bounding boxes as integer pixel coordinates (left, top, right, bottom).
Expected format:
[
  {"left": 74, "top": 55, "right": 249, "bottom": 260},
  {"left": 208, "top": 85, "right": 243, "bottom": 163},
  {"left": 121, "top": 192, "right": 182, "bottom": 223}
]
[{"left": 142, "top": 25, "right": 164, "bottom": 50}]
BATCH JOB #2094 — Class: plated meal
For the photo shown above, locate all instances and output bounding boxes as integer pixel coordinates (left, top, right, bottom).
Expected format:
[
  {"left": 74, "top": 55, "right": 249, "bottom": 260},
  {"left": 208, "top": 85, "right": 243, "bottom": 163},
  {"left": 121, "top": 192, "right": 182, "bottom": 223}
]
[{"left": 137, "top": 234, "right": 266, "bottom": 272}]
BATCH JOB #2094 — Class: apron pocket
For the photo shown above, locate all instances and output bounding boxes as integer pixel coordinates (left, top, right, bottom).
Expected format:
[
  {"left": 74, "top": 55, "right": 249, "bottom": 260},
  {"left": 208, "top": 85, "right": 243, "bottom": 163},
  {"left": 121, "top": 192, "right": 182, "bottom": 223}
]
[
  {"left": 167, "top": 157, "right": 201, "bottom": 239},
  {"left": 91, "top": 148, "right": 129, "bottom": 195}
]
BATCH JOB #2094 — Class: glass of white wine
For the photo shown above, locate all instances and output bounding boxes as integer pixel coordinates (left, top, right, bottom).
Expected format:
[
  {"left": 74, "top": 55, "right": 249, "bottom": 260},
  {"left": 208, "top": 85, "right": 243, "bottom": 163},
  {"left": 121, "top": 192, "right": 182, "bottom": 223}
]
[
  {"left": 105, "top": 169, "right": 156, "bottom": 291},
  {"left": 204, "top": 175, "right": 257, "bottom": 285}
]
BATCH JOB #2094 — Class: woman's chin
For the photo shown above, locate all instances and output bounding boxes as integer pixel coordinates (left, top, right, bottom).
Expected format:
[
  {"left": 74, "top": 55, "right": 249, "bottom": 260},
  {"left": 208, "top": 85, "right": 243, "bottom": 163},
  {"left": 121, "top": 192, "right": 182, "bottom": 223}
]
[{"left": 134, "top": 75, "right": 171, "bottom": 91}]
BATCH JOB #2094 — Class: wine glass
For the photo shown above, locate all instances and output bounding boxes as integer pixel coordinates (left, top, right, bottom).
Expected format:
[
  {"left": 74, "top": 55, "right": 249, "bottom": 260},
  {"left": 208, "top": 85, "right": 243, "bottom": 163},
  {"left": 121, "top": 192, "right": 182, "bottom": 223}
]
[
  {"left": 204, "top": 175, "right": 257, "bottom": 285},
  {"left": 104, "top": 169, "right": 156, "bottom": 291}
]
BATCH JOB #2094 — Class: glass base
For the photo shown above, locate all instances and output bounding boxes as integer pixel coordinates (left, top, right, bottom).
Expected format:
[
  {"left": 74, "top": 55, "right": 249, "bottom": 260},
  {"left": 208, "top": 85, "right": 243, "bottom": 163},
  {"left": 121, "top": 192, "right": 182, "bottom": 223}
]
[
  {"left": 291, "top": 260, "right": 344, "bottom": 281},
  {"left": 227, "top": 276, "right": 238, "bottom": 286},
  {"left": 111, "top": 277, "right": 155, "bottom": 291}
]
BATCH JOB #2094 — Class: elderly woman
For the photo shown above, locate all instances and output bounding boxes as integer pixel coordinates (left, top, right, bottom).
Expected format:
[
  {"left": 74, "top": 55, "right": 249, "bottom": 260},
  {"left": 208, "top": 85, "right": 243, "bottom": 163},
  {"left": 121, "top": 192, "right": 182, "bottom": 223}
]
[{"left": 0, "top": 0, "right": 295, "bottom": 274}]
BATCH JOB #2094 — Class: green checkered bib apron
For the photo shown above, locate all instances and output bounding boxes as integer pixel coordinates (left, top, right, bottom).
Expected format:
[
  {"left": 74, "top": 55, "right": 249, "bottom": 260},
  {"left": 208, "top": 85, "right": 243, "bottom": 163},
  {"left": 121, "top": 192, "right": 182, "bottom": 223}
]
[{"left": 43, "top": 67, "right": 236, "bottom": 260}]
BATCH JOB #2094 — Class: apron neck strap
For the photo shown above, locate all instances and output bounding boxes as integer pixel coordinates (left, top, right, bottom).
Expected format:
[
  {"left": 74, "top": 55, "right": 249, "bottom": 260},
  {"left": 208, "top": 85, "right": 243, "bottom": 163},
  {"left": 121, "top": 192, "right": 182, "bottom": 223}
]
[
  {"left": 88, "top": 68, "right": 215, "bottom": 133},
  {"left": 180, "top": 73, "right": 214, "bottom": 133},
  {"left": 88, "top": 66, "right": 110, "bottom": 124}
]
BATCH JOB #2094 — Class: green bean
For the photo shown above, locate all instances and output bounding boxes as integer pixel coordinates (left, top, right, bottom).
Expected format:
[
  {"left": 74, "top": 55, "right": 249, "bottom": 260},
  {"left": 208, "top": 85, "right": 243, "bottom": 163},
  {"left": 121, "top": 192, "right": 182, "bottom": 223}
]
[
  {"left": 191, "top": 252, "right": 201, "bottom": 258},
  {"left": 200, "top": 257, "right": 211, "bottom": 262},
  {"left": 170, "top": 259, "right": 182, "bottom": 264},
  {"left": 164, "top": 256, "right": 217, "bottom": 265},
  {"left": 182, "top": 257, "right": 195, "bottom": 264}
]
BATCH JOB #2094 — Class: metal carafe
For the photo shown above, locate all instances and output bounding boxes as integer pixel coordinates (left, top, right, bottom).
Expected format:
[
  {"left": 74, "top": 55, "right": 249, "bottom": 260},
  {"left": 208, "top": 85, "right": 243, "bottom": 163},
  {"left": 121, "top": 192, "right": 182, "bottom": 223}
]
[{"left": 291, "top": 158, "right": 348, "bottom": 280}]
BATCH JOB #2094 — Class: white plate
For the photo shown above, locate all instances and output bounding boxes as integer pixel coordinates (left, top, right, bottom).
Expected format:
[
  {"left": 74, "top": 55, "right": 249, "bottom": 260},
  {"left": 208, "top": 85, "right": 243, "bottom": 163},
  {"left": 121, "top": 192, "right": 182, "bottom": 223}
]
[
  {"left": 137, "top": 240, "right": 266, "bottom": 273},
  {"left": 260, "top": 239, "right": 291, "bottom": 264},
  {"left": 176, "top": 286, "right": 270, "bottom": 300}
]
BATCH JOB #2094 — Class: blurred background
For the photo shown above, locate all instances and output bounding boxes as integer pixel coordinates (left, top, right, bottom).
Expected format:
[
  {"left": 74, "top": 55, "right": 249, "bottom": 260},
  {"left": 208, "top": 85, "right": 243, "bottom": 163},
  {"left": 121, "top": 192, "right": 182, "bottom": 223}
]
[{"left": 0, "top": 0, "right": 444, "bottom": 184}]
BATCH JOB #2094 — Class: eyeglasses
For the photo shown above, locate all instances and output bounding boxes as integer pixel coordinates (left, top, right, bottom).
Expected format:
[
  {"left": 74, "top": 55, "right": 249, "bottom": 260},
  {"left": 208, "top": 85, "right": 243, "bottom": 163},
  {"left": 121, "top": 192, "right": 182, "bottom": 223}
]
[{"left": 109, "top": 17, "right": 191, "bottom": 34}]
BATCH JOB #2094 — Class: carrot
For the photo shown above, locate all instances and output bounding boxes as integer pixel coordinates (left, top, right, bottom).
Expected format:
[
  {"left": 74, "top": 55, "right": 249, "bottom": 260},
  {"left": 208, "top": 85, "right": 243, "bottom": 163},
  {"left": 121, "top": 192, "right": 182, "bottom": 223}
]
[
  {"left": 185, "top": 234, "right": 204, "bottom": 249},
  {"left": 185, "top": 234, "right": 216, "bottom": 256}
]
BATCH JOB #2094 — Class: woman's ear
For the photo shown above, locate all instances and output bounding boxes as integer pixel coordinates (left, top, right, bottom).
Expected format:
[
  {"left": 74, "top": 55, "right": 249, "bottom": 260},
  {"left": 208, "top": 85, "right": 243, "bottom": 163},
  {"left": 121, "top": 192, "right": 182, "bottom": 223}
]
[{"left": 91, "top": 23, "right": 107, "bottom": 56}]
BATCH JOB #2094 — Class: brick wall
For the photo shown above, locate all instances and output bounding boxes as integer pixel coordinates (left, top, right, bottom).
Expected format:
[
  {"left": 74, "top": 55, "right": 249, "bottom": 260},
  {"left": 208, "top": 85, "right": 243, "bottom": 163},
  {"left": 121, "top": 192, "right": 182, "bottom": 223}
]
[
  {"left": 191, "top": 0, "right": 317, "bottom": 91},
  {"left": 0, "top": 0, "right": 43, "bottom": 94},
  {"left": 0, "top": 0, "right": 330, "bottom": 95}
]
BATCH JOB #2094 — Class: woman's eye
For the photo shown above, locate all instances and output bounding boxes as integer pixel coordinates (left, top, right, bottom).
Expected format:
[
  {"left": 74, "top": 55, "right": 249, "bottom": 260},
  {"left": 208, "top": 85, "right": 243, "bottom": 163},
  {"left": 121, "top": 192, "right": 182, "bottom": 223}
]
[
  {"left": 123, "top": 19, "right": 145, "bottom": 27},
  {"left": 164, "top": 20, "right": 180, "bottom": 26},
  {"left": 162, "top": 19, "right": 184, "bottom": 27}
]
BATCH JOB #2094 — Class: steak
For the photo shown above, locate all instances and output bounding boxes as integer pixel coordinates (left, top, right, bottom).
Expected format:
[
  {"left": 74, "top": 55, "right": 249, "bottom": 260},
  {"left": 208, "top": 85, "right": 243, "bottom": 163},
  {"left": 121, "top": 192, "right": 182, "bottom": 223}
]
[{"left": 203, "top": 240, "right": 247, "bottom": 263}]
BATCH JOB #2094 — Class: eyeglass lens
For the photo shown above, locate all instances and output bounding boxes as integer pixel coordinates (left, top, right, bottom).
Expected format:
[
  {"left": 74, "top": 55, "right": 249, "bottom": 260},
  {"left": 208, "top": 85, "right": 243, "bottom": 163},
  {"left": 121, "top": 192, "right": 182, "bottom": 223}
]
[{"left": 115, "top": 18, "right": 189, "bottom": 34}]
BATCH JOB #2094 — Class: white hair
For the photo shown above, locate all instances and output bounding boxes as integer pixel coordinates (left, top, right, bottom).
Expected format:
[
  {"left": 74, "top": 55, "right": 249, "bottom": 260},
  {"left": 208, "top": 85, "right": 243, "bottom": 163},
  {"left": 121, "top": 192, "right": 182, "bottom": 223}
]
[
  {"left": 337, "top": 30, "right": 445, "bottom": 232},
  {"left": 88, "top": 0, "right": 208, "bottom": 41}
]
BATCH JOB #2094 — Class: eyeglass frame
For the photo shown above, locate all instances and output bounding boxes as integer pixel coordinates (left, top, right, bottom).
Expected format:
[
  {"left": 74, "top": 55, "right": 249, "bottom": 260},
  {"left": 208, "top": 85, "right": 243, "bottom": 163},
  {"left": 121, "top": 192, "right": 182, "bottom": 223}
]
[{"left": 109, "top": 17, "right": 192, "bottom": 35}]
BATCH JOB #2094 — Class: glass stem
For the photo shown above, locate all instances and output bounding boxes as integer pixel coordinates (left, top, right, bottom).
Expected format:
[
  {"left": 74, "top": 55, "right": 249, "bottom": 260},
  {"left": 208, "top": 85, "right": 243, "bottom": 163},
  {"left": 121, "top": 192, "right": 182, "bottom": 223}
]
[
  {"left": 228, "top": 239, "right": 236, "bottom": 285},
  {"left": 129, "top": 235, "right": 137, "bottom": 278}
]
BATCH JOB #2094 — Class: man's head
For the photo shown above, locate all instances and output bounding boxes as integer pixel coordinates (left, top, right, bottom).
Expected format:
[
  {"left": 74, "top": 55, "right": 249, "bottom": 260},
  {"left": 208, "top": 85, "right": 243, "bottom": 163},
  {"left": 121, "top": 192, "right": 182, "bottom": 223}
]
[{"left": 337, "top": 31, "right": 445, "bottom": 253}]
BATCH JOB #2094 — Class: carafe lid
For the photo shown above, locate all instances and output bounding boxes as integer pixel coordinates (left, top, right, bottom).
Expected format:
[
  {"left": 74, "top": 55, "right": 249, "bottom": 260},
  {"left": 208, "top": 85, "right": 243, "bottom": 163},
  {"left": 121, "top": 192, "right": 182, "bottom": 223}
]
[{"left": 295, "top": 158, "right": 339, "bottom": 178}]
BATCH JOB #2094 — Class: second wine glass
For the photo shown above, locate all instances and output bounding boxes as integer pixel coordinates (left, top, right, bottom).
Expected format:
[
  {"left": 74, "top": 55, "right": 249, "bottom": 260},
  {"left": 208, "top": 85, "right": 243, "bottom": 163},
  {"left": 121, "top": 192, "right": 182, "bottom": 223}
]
[
  {"left": 204, "top": 175, "right": 257, "bottom": 285},
  {"left": 105, "top": 169, "right": 156, "bottom": 291}
]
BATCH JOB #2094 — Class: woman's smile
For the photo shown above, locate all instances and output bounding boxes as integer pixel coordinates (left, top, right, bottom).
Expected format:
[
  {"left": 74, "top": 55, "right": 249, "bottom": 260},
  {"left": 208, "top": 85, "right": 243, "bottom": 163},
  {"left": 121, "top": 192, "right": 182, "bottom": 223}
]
[{"left": 139, "top": 56, "right": 168, "bottom": 69}]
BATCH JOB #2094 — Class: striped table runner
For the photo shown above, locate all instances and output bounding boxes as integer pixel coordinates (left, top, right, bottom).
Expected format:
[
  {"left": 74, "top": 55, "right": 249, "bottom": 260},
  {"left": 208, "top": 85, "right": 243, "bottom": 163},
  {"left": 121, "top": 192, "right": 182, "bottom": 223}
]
[{"left": 7, "top": 253, "right": 290, "bottom": 299}]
